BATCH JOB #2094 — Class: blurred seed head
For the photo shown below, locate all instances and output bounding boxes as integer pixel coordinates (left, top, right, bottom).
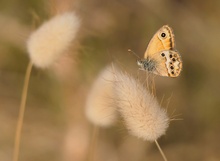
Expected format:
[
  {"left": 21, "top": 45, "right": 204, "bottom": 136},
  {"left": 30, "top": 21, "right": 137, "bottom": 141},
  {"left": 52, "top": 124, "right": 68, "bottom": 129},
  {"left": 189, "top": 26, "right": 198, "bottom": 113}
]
[
  {"left": 114, "top": 70, "right": 169, "bottom": 141},
  {"left": 85, "top": 65, "right": 118, "bottom": 127},
  {"left": 63, "top": 124, "right": 89, "bottom": 161},
  {"left": 27, "top": 12, "right": 80, "bottom": 68}
]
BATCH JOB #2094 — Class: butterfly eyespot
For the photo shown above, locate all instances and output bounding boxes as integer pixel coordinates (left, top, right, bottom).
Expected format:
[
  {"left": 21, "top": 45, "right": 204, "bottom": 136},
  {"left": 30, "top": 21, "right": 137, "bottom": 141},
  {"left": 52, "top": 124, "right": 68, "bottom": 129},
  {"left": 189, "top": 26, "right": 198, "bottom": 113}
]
[
  {"left": 171, "top": 71, "right": 175, "bottom": 75},
  {"left": 170, "top": 62, "right": 173, "bottom": 64},
  {"left": 161, "top": 32, "right": 166, "bottom": 38},
  {"left": 174, "top": 54, "right": 177, "bottom": 57},
  {"left": 161, "top": 53, "right": 165, "bottom": 57},
  {"left": 169, "top": 55, "right": 173, "bottom": 58},
  {"left": 170, "top": 66, "right": 174, "bottom": 69},
  {"left": 172, "top": 58, "right": 176, "bottom": 62}
]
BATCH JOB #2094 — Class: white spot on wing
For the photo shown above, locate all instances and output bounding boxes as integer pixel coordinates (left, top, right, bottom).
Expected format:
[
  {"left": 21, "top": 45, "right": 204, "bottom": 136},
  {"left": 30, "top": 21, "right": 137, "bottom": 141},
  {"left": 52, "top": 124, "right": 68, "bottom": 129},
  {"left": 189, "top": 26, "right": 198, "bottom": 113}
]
[{"left": 163, "top": 51, "right": 172, "bottom": 75}]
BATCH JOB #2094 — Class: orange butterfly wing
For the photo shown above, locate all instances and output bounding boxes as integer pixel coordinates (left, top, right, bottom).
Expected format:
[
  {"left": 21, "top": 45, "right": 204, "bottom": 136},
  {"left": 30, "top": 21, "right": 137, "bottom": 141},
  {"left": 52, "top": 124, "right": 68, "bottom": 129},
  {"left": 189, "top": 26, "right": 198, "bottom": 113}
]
[{"left": 144, "top": 25, "right": 175, "bottom": 59}]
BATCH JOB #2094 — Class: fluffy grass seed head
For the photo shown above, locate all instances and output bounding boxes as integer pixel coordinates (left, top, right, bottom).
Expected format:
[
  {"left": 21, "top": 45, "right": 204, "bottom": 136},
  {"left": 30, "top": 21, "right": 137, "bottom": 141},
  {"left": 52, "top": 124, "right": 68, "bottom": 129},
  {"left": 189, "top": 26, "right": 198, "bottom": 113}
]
[
  {"left": 27, "top": 12, "right": 80, "bottom": 68},
  {"left": 114, "top": 71, "right": 169, "bottom": 141},
  {"left": 85, "top": 65, "right": 118, "bottom": 127}
]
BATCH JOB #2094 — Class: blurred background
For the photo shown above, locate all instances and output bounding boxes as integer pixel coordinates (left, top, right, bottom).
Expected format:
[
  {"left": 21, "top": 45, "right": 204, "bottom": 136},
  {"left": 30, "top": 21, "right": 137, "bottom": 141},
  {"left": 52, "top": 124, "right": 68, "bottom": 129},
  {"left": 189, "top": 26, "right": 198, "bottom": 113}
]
[{"left": 1, "top": 0, "right": 220, "bottom": 161}]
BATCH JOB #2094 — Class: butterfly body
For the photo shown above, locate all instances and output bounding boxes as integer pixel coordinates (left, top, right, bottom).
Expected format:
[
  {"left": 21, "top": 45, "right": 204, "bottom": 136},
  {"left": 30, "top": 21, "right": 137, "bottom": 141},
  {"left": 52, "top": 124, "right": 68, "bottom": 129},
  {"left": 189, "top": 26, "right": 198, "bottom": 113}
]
[
  {"left": 137, "top": 58, "right": 156, "bottom": 72},
  {"left": 137, "top": 25, "right": 182, "bottom": 77}
]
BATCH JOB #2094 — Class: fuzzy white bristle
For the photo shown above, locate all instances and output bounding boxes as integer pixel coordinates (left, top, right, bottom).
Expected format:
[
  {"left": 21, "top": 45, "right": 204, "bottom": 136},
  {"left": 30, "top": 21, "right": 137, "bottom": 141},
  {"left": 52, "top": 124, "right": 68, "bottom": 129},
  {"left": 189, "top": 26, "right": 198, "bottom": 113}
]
[
  {"left": 114, "top": 71, "right": 169, "bottom": 141},
  {"left": 27, "top": 12, "right": 80, "bottom": 68},
  {"left": 85, "top": 65, "right": 118, "bottom": 127}
]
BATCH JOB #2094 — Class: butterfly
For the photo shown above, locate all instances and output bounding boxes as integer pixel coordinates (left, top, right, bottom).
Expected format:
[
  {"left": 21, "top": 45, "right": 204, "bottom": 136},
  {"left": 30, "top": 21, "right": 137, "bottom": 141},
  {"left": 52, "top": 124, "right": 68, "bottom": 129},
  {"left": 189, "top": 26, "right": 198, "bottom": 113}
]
[{"left": 137, "top": 25, "right": 182, "bottom": 77}]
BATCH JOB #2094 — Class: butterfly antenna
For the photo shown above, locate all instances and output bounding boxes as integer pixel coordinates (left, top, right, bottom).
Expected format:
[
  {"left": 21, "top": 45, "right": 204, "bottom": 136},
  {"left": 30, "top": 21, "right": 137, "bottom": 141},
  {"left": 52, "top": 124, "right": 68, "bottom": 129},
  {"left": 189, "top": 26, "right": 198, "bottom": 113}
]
[{"left": 128, "top": 49, "right": 140, "bottom": 59}]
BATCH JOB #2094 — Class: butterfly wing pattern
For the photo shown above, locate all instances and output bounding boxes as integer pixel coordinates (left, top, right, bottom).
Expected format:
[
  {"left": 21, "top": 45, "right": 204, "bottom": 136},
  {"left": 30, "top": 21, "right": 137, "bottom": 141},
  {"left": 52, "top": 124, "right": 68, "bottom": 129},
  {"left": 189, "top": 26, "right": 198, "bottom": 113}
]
[{"left": 137, "top": 25, "right": 182, "bottom": 77}]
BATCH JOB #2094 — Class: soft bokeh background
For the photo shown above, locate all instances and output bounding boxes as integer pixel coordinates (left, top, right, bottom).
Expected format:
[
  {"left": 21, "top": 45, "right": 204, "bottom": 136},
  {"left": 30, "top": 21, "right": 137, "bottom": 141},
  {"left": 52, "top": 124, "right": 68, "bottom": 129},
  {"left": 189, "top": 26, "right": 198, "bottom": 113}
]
[{"left": 1, "top": 0, "right": 220, "bottom": 161}]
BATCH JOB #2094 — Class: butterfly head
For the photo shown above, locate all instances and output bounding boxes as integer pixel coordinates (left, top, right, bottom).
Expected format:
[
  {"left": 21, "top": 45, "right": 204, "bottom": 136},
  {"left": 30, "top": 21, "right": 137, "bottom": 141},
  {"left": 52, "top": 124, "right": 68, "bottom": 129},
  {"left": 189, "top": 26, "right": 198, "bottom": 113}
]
[{"left": 137, "top": 59, "right": 144, "bottom": 70}]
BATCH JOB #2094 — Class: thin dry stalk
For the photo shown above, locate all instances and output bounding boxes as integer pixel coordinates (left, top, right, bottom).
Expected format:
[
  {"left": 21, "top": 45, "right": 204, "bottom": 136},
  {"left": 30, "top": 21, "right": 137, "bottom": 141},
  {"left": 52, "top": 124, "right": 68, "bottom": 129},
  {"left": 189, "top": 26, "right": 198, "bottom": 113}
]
[
  {"left": 13, "top": 61, "right": 33, "bottom": 161},
  {"left": 88, "top": 125, "right": 99, "bottom": 161},
  {"left": 155, "top": 140, "right": 168, "bottom": 161}
]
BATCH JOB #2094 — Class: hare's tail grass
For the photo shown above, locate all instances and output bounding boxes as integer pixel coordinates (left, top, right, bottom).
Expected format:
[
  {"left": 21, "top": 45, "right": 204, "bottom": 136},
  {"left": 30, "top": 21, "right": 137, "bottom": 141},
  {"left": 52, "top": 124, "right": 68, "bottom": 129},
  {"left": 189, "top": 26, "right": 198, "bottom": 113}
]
[
  {"left": 13, "top": 61, "right": 33, "bottom": 161},
  {"left": 154, "top": 140, "right": 168, "bottom": 161}
]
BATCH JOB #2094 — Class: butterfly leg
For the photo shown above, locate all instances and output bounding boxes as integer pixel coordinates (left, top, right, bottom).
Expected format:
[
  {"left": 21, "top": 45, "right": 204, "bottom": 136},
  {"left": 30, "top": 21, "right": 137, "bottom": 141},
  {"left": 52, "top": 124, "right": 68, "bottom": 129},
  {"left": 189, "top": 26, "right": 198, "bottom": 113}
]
[
  {"left": 136, "top": 69, "right": 140, "bottom": 82},
  {"left": 151, "top": 75, "right": 157, "bottom": 97},
  {"left": 144, "top": 71, "right": 150, "bottom": 91}
]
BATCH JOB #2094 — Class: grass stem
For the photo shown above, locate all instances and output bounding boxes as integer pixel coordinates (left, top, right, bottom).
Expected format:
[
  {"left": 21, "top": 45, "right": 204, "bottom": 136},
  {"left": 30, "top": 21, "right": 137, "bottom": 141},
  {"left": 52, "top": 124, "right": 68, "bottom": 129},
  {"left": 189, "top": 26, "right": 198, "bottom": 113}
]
[
  {"left": 13, "top": 61, "right": 33, "bottom": 161},
  {"left": 88, "top": 125, "right": 99, "bottom": 161},
  {"left": 155, "top": 140, "right": 168, "bottom": 161}
]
